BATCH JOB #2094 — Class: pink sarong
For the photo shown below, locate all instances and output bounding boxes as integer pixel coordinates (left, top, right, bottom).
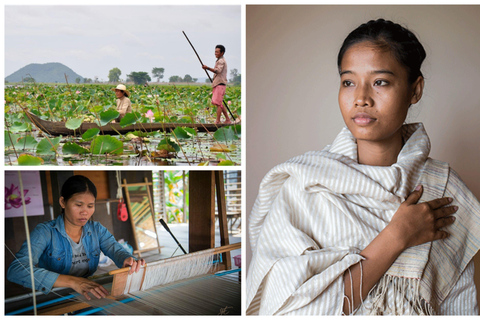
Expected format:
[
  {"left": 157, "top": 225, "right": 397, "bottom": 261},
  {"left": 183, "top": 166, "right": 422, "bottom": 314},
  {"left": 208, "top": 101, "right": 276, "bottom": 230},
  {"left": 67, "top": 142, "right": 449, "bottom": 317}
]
[{"left": 212, "top": 85, "right": 226, "bottom": 106}]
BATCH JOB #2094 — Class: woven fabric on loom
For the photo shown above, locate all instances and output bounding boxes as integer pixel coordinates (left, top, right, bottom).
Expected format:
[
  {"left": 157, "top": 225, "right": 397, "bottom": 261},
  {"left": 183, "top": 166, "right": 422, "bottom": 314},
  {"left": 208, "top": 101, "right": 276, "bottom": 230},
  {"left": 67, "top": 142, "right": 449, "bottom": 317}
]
[
  {"left": 123, "top": 249, "right": 216, "bottom": 294},
  {"left": 74, "top": 272, "right": 241, "bottom": 315}
]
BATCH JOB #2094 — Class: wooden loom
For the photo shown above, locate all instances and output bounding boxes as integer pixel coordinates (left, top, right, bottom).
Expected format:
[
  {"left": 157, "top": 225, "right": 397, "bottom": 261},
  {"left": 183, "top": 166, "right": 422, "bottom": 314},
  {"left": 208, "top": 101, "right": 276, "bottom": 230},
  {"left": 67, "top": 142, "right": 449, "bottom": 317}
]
[
  {"left": 5, "top": 243, "right": 241, "bottom": 315},
  {"left": 109, "top": 243, "right": 240, "bottom": 296}
]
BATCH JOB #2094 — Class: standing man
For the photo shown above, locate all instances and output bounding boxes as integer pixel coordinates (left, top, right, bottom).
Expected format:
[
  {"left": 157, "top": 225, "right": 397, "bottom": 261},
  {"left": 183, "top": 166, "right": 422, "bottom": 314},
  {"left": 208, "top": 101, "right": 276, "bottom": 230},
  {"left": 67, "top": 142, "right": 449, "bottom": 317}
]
[{"left": 202, "top": 45, "right": 231, "bottom": 124}]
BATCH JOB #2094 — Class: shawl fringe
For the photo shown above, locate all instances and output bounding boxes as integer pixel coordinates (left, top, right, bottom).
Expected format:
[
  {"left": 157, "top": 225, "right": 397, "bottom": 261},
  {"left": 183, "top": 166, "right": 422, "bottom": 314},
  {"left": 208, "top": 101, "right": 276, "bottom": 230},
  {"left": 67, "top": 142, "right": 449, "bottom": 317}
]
[{"left": 366, "top": 274, "right": 434, "bottom": 315}]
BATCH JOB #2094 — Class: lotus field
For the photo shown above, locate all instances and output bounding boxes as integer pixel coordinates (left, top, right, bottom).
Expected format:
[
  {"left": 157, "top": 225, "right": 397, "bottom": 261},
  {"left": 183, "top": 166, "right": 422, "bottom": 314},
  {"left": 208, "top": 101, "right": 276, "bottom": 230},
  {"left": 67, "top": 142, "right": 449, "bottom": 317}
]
[{"left": 4, "top": 84, "right": 241, "bottom": 166}]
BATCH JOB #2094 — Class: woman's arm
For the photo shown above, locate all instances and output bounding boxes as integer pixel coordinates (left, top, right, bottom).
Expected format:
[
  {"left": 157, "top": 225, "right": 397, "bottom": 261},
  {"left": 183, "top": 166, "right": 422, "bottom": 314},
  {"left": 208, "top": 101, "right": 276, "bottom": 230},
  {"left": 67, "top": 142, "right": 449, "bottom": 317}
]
[
  {"left": 54, "top": 274, "right": 109, "bottom": 300},
  {"left": 7, "top": 223, "right": 111, "bottom": 299},
  {"left": 6, "top": 224, "right": 60, "bottom": 294},
  {"left": 343, "top": 185, "right": 457, "bottom": 314},
  {"left": 96, "top": 222, "right": 136, "bottom": 268},
  {"left": 96, "top": 223, "right": 145, "bottom": 274}
]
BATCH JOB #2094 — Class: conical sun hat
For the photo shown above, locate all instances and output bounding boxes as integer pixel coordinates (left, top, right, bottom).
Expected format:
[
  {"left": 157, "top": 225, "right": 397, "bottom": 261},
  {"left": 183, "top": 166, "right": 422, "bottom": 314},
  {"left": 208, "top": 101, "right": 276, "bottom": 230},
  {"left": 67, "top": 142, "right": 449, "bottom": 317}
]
[{"left": 112, "top": 84, "right": 130, "bottom": 97}]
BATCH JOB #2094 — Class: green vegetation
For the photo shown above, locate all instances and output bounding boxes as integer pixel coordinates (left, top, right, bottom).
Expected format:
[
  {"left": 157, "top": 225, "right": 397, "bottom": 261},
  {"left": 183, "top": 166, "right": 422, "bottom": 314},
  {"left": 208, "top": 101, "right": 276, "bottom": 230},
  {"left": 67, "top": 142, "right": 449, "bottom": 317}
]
[
  {"left": 169, "top": 74, "right": 198, "bottom": 83},
  {"left": 5, "top": 83, "right": 241, "bottom": 166},
  {"left": 164, "top": 171, "right": 189, "bottom": 223}
]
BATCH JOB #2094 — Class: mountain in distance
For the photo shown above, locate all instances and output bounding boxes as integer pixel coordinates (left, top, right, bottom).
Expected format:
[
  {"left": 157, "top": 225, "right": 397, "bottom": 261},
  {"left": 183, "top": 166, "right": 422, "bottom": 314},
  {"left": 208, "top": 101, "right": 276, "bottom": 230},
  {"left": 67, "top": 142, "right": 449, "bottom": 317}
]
[{"left": 5, "top": 62, "right": 84, "bottom": 83}]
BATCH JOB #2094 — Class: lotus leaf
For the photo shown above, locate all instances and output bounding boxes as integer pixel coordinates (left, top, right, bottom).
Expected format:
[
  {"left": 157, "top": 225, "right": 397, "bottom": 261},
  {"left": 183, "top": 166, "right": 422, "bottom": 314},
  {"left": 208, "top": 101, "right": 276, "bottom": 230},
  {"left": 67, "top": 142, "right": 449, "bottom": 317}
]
[
  {"left": 157, "top": 137, "right": 180, "bottom": 152},
  {"left": 173, "top": 127, "right": 196, "bottom": 139},
  {"left": 91, "top": 135, "right": 123, "bottom": 155},
  {"left": 65, "top": 118, "right": 83, "bottom": 130},
  {"left": 92, "top": 105, "right": 103, "bottom": 113},
  {"left": 18, "top": 154, "right": 44, "bottom": 165},
  {"left": 15, "top": 136, "right": 38, "bottom": 150},
  {"left": 99, "top": 109, "right": 120, "bottom": 126},
  {"left": 128, "top": 130, "right": 149, "bottom": 138},
  {"left": 10, "top": 122, "right": 30, "bottom": 133},
  {"left": 5, "top": 131, "right": 20, "bottom": 148},
  {"left": 232, "top": 124, "right": 241, "bottom": 134},
  {"left": 119, "top": 112, "right": 141, "bottom": 128},
  {"left": 36, "top": 137, "right": 61, "bottom": 155},
  {"left": 82, "top": 128, "right": 101, "bottom": 140},
  {"left": 217, "top": 159, "right": 235, "bottom": 166},
  {"left": 63, "top": 142, "right": 89, "bottom": 154},
  {"left": 213, "top": 126, "right": 239, "bottom": 141},
  {"left": 216, "top": 153, "right": 227, "bottom": 160}
]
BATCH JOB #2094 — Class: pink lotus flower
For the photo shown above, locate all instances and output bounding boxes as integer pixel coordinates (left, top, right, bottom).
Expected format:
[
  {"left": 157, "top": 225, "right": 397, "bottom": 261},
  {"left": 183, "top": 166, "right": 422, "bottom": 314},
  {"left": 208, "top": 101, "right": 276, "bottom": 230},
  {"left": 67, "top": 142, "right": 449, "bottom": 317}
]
[
  {"left": 145, "top": 110, "right": 155, "bottom": 123},
  {"left": 5, "top": 184, "right": 31, "bottom": 210},
  {"left": 76, "top": 90, "right": 81, "bottom": 94},
  {"left": 228, "top": 101, "right": 232, "bottom": 105},
  {"left": 147, "top": 94, "right": 152, "bottom": 98}
]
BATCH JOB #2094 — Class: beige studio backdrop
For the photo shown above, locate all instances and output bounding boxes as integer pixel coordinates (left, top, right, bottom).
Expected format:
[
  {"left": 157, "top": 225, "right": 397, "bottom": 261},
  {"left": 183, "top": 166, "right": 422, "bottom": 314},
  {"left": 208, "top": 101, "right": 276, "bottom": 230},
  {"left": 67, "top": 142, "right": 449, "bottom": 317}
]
[{"left": 245, "top": 5, "right": 480, "bottom": 309}]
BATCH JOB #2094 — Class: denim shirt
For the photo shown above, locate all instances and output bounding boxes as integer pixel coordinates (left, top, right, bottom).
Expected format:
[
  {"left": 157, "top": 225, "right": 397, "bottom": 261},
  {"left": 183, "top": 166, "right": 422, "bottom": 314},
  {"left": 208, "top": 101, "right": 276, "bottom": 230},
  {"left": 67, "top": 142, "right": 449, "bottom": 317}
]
[{"left": 7, "top": 215, "right": 134, "bottom": 294}]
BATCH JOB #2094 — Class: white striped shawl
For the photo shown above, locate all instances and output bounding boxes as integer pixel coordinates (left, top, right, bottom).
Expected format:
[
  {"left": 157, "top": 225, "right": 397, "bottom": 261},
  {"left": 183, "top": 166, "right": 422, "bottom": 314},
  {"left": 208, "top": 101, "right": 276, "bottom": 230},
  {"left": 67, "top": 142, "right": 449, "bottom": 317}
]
[{"left": 247, "top": 123, "right": 480, "bottom": 315}]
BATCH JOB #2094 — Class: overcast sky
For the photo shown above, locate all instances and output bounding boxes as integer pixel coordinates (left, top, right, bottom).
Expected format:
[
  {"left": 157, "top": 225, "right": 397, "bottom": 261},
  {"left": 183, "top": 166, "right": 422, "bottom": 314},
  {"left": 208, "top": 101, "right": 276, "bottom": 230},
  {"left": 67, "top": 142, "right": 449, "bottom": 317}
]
[{"left": 5, "top": 5, "right": 241, "bottom": 82}]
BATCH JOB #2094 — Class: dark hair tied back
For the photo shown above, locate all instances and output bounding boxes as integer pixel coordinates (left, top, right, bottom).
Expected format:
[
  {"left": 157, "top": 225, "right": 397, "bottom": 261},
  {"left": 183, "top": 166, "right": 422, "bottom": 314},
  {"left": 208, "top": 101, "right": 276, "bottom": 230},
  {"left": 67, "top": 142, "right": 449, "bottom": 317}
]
[
  {"left": 60, "top": 175, "right": 97, "bottom": 203},
  {"left": 337, "top": 19, "right": 426, "bottom": 84}
]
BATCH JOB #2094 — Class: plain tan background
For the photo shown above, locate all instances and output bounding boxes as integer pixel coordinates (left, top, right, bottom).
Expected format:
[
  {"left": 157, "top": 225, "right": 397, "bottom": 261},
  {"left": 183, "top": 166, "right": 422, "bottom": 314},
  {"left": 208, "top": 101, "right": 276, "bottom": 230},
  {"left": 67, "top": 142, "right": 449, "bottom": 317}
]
[{"left": 246, "top": 5, "right": 480, "bottom": 311}]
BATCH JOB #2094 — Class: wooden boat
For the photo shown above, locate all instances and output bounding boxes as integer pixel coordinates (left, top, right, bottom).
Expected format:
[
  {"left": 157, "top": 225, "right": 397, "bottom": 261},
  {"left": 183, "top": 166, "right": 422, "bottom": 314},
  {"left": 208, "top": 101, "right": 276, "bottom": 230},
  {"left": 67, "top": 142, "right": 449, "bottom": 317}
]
[{"left": 25, "top": 112, "right": 237, "bottom": 136}]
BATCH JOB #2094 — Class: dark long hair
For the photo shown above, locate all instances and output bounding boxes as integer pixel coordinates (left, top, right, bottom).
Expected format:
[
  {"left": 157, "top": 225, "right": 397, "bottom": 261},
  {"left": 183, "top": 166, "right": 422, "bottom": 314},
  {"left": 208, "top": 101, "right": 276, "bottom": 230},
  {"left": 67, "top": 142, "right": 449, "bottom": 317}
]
[
  {"left": 60, "top": 175, "right": 97, "bottom": 203},
  {"left": 337, "top": 19, "right": 426, "bottom": 84}
]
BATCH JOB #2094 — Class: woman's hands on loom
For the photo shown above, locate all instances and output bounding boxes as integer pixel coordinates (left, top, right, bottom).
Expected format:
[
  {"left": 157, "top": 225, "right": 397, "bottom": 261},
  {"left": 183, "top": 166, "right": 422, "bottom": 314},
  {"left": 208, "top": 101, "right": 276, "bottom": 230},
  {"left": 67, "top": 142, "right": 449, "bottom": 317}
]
[
  {"left": 123, "top": 257, "right": 146, "bottom": 274},
  {"left": 55, "top": 274, "right": 109, "bottom": 300}
]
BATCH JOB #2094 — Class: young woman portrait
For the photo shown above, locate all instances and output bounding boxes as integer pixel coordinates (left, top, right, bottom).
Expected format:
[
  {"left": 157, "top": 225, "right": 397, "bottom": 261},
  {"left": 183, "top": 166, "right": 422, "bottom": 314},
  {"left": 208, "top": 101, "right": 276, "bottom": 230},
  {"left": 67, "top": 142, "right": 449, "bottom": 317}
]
[{"left": 246, "top": 5, "right": 480, "bottom": 315}]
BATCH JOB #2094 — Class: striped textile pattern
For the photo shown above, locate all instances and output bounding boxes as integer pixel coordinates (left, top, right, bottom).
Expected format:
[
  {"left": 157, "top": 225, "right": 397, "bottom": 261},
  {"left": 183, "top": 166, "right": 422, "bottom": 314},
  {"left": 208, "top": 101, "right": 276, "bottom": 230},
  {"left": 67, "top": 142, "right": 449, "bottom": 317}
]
[{"left": 246, "top": 123, "right": 480, "bottom": 315}]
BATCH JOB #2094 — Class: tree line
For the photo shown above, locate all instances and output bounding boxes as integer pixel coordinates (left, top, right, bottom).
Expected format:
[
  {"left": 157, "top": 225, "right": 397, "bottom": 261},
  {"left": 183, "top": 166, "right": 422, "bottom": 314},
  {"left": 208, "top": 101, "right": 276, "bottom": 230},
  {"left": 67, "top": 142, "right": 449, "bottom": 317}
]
[
  {"left": 16, "top": 67, "right": 241, "bottom": 86},
  {"left": 107, "top": 67, "right": 241, "bottom": 85}
]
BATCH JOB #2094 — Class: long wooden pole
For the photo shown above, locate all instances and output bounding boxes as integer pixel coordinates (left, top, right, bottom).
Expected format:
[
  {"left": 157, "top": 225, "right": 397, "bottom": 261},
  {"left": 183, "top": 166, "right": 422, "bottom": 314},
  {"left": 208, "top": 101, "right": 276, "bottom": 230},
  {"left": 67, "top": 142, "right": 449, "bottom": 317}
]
[{"left": 182, "top": 31, "right": 236, "bottom": 121}]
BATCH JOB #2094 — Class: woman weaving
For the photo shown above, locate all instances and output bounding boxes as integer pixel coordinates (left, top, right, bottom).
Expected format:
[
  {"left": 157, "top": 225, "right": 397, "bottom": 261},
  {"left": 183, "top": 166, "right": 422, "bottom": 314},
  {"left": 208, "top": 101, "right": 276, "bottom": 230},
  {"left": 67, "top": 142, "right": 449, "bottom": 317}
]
[
  {"left": 7, "top": 175, "right": 145, "bottom": 301},
  {"left": 246, "top": 19, "right": 480, "bottom": 315}
]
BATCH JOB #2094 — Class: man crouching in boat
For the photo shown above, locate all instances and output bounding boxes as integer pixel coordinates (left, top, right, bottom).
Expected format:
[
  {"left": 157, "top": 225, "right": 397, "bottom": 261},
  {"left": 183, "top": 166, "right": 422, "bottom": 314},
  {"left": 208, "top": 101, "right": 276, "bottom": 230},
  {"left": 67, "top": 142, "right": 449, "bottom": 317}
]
[{"left": 111, "top": 84, "right": 132, "bottom": 123}]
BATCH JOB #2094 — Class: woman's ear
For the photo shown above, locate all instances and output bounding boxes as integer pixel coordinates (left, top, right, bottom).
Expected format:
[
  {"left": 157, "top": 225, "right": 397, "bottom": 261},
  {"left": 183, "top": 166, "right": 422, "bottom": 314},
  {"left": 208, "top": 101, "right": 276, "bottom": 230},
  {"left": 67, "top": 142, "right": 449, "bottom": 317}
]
[
  {"left": 59, "top": 197, "right": 65, "bottom": 209},
  {"left": 410, "top": 76, "right": 424, "bottom": 105}
]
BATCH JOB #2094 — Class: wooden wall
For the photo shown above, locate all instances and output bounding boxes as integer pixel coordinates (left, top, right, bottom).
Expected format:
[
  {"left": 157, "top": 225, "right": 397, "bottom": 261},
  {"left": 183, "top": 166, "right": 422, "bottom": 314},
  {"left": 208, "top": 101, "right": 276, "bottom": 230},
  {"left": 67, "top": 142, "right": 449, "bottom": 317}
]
[{"left": 189, "top": 171, "right": 216, "bottom": 252}]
